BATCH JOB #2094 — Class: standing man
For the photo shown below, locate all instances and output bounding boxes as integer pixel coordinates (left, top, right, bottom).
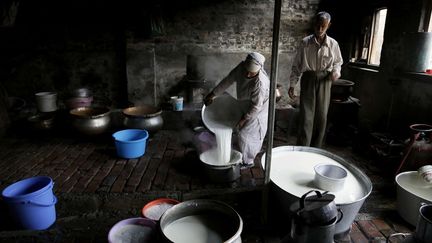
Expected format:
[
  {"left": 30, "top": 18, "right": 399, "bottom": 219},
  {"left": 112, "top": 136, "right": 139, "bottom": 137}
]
[
  {"left": 204, "top": 52, "right": 270, "bottom": 169},
  {"left": 288, "top": 11, "right": 343, "bottom": 148}
]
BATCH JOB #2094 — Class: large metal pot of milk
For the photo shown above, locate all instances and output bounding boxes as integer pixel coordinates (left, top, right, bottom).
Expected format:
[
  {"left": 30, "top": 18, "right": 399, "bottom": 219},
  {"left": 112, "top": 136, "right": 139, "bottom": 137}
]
[
  {"left": 159, "top": 199, "right": 243, "bottom": 243},
  {"left": 261, "top": 146, "right": 372, "bottom": 237},
  {"left": 199, "top": 149, "right": 242, "bottom": 183}
]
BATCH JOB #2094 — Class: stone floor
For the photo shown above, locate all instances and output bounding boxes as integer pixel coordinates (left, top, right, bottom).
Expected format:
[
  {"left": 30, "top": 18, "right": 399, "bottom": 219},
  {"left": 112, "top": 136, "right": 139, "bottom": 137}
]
[{"left": 0, "top": 112, "right": 416, "bottom": 243}]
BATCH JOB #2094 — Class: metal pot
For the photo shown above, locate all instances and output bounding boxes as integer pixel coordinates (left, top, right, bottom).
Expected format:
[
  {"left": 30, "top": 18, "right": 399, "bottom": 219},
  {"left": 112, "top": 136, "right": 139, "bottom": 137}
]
[
  {"left": 35, "top": 92, "right": 58, "bottom": 112},
  {"left": 395, "top": 171, "right": 432, "bottom": 226},
  {"left": 290, "top": 213, "right": 339, "bottom": 243},
  {"left": 261, "top": 146, "right": 372, "bottom": 236},
  {"left": 199, "top": 149, "right": 242, "bottom": 183},
  {"left": 397, "top": 124, "right": 432, "bottom": 173},
  {"left": 290, "top": 190, "right": 338, "bottom": 226},
  {"left": 68, "top": 88, "right": 92, "bottom": 98},
  {"left": 27, "top": 113, "right": 55, "bottom": 131},
  {"left": 416, "top": 204, "right": 432, "bottom": 243},
  {"left": 70, "top": 107, "right": 111, "bottom": 135},
  {"left": 159, "top": 199, "right": 242, "bottom": 243},
  {"left": 123, "top": 105, "right": 163, "bottom": 134},
  {"left": 331, "top": 79, "right": 354, "bottom": 101}
]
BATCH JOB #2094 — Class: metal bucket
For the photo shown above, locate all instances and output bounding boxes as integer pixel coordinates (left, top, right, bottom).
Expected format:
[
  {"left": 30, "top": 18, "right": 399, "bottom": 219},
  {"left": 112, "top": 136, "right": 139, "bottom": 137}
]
[
  {"left": 416, "top": 204, "right": 432, "bottom": 243},
  {"left": 395, "top": 171, "right": 432, "bottom": 226},
  {"left": 159, "top": 199, "right": 242, "bottom": 243},
  {"left": 290, "top": 214, "right": 339, "bottom": 243},
  {"left": 261, "top": 146, "right": 372, "bottom": 236},
  {"left": 199, "top": 149, "right": 242, "bottom": 183},
  {"left": 35, "top": 92, "right": 57, "bottom": 112},
  {"left": 401, "top": 32, "right": 432, "bottom": 72}
]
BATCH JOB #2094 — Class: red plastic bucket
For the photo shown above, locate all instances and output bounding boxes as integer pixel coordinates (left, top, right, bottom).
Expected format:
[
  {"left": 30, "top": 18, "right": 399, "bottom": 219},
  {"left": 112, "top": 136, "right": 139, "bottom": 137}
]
[{"left": 142, "top": 198, "right": 180, "bottom": 221}]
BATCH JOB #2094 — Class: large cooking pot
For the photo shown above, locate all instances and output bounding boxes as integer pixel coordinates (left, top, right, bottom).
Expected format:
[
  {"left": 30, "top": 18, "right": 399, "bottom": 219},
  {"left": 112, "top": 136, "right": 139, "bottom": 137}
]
[
  {"left": 159, "top": 199, "right": 242, "bottom": 243},
  {"left": 331, "top": 79, "right": 354, "bottom": 101},
  {"left": 123, "top": 105, "right": 163, "bottom": 134},
  {"left": 261, "top": 146, "right": 372, "bottom": 236},
  {"left": 70, "top": 107, "right": 111, "bottom": 135},
  {"left": 199, "top": 148, "right": 242, "bottom": 183},
  {"left": 395, "top": 171, "right": 432, "bottom": 226}
]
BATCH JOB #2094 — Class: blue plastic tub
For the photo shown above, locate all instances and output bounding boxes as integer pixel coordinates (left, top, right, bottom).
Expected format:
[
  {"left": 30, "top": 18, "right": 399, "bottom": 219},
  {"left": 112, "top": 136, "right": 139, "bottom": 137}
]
[
  {"left": 1, "top": 176, "right": 57, "bottom": 230},
  {"left": 113, "top": 129, "right": 149, "bottom": 159}
]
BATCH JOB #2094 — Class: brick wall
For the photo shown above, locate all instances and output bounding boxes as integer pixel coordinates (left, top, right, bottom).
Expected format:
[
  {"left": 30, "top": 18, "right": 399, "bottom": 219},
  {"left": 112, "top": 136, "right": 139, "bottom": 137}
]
[
  {"left": 126, "top": 0, "right": 320, "bottom": 107},
  {"left": 0, "top": 0, "right": 321, "bottom": 109}
]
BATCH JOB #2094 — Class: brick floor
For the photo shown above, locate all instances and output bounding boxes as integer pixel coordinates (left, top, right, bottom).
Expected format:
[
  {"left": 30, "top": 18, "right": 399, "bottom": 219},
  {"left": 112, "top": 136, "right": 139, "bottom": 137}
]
[{"left": 0, "top": 125, "right": 415, "bottom": 242}]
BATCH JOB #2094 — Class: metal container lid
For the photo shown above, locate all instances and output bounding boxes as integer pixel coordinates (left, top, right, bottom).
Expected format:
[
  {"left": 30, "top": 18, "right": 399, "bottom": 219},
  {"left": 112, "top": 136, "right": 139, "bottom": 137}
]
[
  {"left": 290, "top": 191, "right": 336, "bottom": 213},
  {"left": 289, "top": 190, "right": 338, "bottom": 225}
]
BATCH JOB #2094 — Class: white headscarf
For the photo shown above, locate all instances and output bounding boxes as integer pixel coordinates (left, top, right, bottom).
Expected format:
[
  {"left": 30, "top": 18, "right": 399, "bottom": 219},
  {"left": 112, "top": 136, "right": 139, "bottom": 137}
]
[{"left": 244, "top": 52, "right": 265, "bottom": 73}]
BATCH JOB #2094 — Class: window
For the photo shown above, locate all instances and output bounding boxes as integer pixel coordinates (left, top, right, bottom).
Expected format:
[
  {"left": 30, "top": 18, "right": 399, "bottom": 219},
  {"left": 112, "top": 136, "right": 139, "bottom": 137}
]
[
  {"left": 352, "top": 8, "right": 387, "bottom": 66},
  {"left": 429, "top": 14, "right": 432, "bottom": 32},
  {"left": 428, "top": 9, "right": 432, "bottom": 70},
  {"left": 423, "top": 0, "right": 432, "bottom": 70},
  {"left": 368, "top": 8, "right": 387, "bottom": 65}
]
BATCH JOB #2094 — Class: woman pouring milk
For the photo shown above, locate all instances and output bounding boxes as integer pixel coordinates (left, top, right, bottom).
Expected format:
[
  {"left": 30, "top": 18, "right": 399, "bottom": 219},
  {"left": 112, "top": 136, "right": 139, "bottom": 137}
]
[{"left": 204, "top": 52, "right": 270, "bottom": 169}]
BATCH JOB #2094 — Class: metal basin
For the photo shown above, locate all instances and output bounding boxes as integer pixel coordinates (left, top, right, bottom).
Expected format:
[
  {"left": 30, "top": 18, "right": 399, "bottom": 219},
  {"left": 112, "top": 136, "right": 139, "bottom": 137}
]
[
  {"left": 395, "top": 171, "right": 432, "bottom": 226},
  {"left": 123, "top": 105, "right": 163, "bottom": 134},
  {"left": 70, "top": 107, "right": 111, "bottom": 135},
  {"left": 199, "top": 149, "right": 242, "bottom": 183},
  {"left": 261, "top": 146, "right": 372, "bottom": 236}
]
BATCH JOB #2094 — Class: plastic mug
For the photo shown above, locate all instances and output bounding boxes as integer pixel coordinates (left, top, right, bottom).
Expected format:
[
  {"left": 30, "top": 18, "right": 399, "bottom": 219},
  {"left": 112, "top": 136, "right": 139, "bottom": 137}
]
[
  {"left": 418, "top": 165, "right": 432, "bottom": 183},
  {"left": 170, "top": 96, "right": 183, "bottom": 111}
]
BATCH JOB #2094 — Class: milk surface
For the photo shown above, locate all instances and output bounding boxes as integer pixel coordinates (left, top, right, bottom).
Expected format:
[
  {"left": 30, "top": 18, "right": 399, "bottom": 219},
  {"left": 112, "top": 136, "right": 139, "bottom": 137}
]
[
  {"left": 266, "top": 150, "right": 366, "bottom": 204},
  {"left": 163, "top": 214, "right": 233, "bottom": 243},
  {"left": 112, "top": 224, "right": 153, "bottom": 243}
]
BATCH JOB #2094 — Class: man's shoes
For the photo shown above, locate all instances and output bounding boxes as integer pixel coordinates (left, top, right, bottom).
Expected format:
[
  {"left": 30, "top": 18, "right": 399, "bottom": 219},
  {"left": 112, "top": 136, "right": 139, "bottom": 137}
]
[{"left": 240, "top": 162, "right": 254, "bottom": 170}]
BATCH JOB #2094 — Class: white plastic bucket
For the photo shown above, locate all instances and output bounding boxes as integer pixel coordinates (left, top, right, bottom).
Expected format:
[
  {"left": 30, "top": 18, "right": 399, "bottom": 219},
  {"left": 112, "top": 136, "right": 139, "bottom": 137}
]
[
  {"left": 35, "top": 92, "right": 57, "bottom": 112},
  {"left": 171, "top": 96, "right": 183, "bottom": 111}
]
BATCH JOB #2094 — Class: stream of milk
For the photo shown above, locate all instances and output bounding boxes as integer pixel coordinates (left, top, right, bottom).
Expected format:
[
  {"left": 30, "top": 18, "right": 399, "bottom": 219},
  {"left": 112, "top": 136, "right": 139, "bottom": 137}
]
[{"left": 213, "top": 126, "right": 233, "bottom": 164}]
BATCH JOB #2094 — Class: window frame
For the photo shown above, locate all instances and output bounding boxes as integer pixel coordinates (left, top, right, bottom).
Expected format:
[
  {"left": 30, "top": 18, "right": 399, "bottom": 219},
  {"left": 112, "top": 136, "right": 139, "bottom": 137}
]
[
  {"left": 350, "top": 7, "right": 387, "bottom": 68},
  {"left": 420, "top": 0, "right": 432, "bottom": 32},
  {"left": 367, "top": 8, "right": 387, "bottom": 66}
]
